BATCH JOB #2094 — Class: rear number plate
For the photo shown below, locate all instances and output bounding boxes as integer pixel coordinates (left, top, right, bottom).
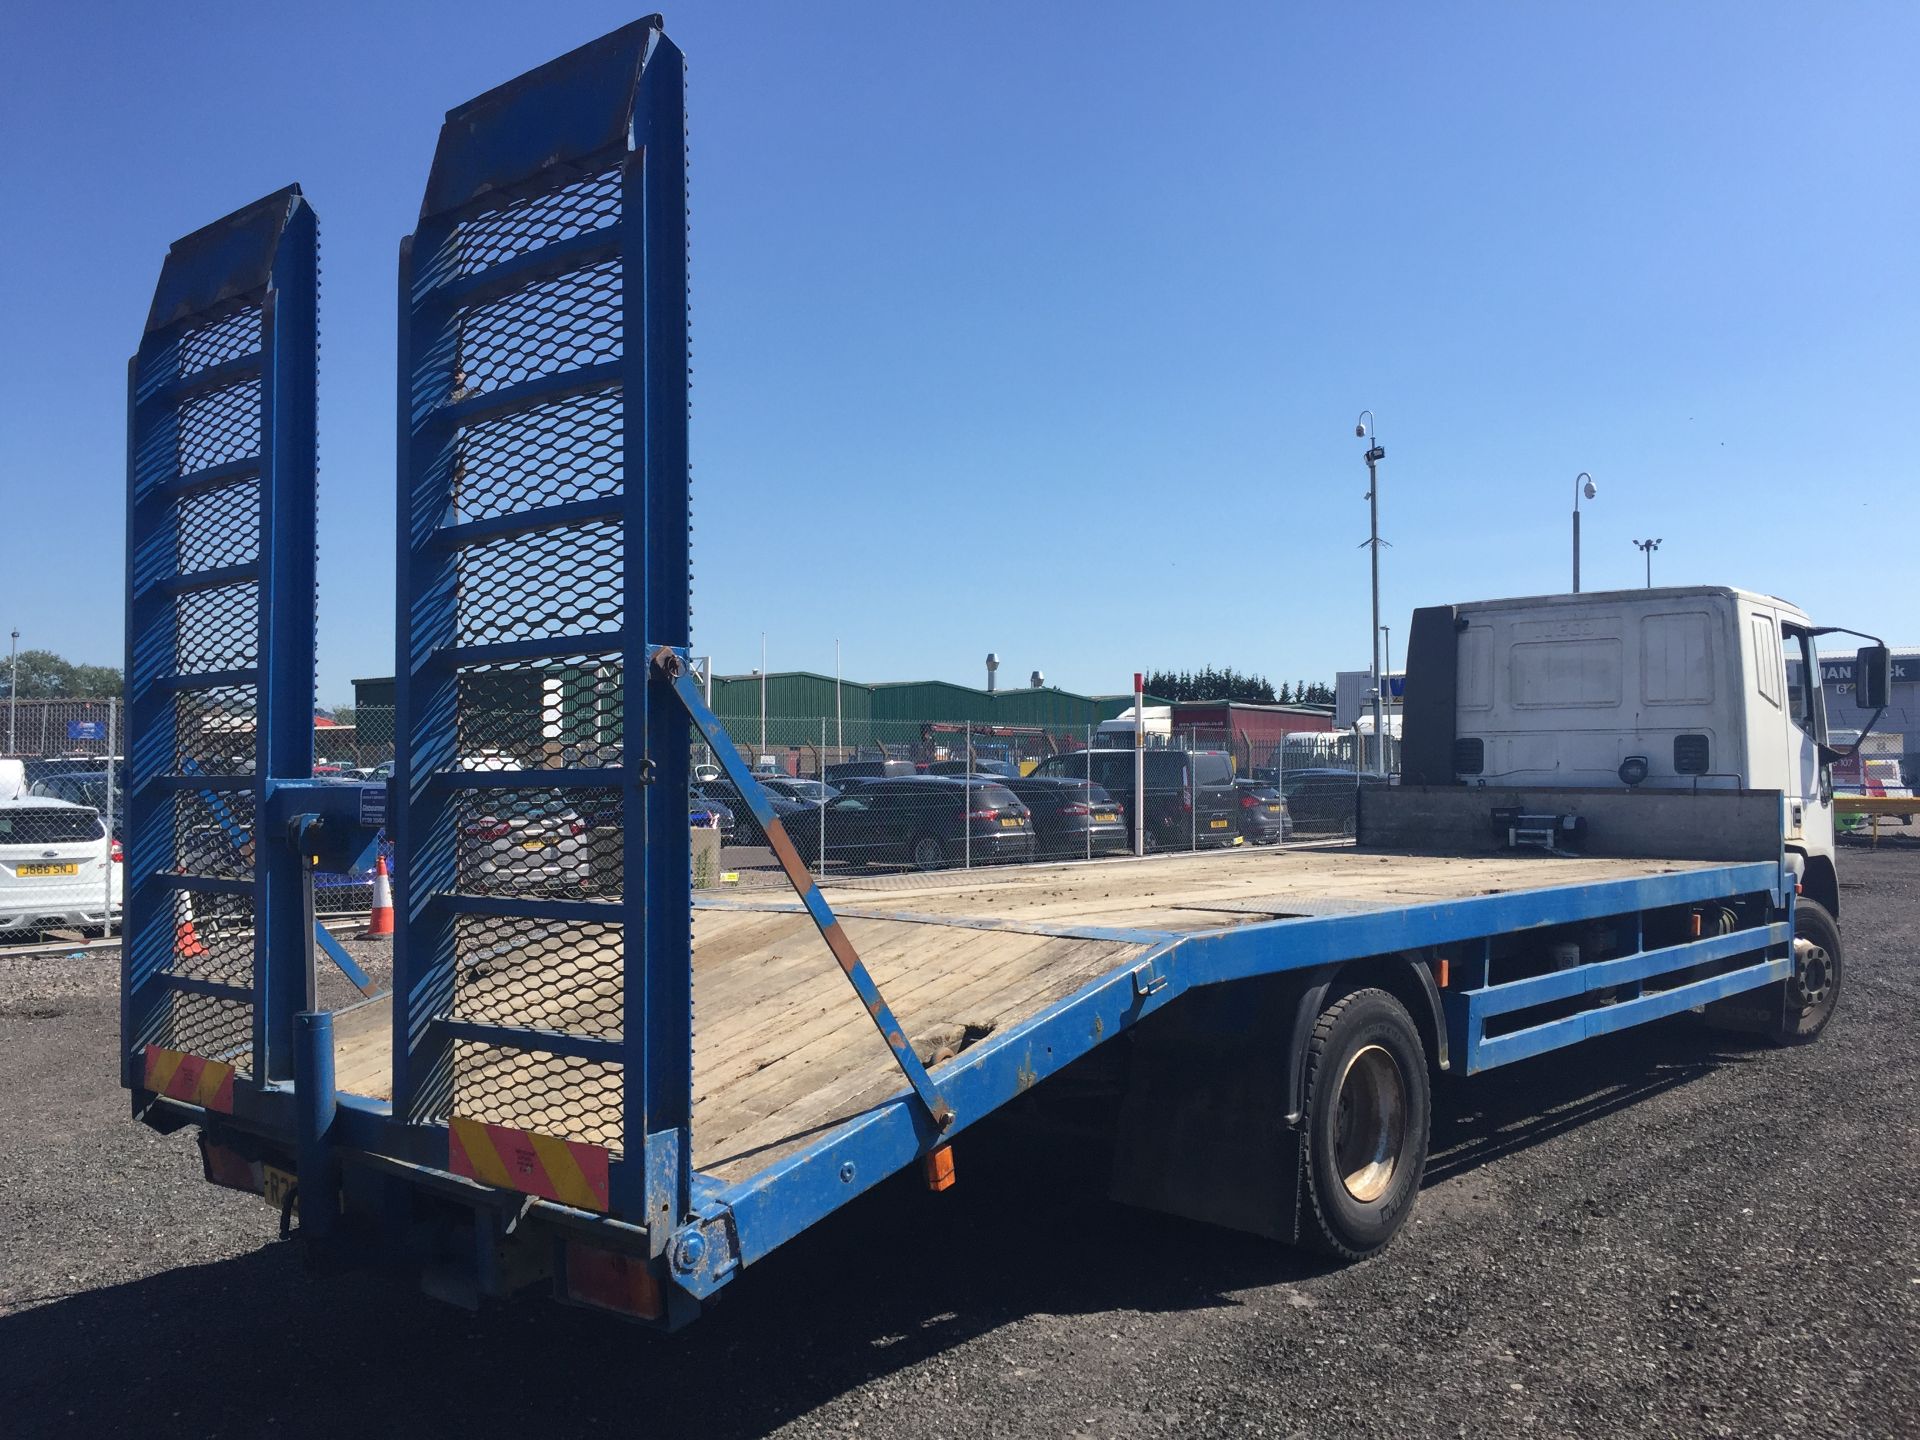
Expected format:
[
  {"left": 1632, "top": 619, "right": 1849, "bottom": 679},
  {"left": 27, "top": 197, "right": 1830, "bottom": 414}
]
[
  {"left": 521, "top": 840, "right": 547, "bottom": 852},
  {"left": 1209, "top": 819, "right": 1230, "bottom": 829},
  {"left": 1000, "top": 818, "right": 1022, "bottom": 828},
  {"left": 1094, "top": 812, "right": 1118, "bottom": 822},
  {"left": 262, "top": 1164, "right": 295, "bottom": 1210},
  {"left": 17, "top": 862, "right": 79, "bottom": 877}
]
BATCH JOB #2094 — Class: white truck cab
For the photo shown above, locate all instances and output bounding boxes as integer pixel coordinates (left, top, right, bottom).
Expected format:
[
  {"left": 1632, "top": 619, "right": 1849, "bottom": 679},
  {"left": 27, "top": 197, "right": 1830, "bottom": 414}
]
[{"left": 1400, "top": 586, "right": 1891, "bottom": 919}]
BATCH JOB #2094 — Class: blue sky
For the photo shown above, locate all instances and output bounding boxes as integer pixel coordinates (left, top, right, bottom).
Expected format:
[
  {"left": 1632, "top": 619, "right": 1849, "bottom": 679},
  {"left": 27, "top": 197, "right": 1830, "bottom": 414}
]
[{"left": 2, "top": 3, "right": 1914, "bottom": 706}]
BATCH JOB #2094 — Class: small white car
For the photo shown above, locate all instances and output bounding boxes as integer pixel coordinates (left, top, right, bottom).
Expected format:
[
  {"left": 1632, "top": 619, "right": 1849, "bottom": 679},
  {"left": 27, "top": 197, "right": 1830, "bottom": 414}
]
[{"left": 0, "top": 797, "right": 122, "bottom": 936}]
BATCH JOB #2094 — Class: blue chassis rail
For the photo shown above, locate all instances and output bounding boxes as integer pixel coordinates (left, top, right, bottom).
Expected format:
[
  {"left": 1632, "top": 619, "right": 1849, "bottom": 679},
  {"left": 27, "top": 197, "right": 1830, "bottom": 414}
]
[{"left": 154, "top": 853, "right": 1790, "bottom": 1313}]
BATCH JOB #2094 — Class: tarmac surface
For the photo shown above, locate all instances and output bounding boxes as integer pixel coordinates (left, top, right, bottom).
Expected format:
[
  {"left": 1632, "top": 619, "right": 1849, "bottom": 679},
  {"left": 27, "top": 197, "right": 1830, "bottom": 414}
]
[{"left": 2, "top": 845, "right": 1916, "bottom": 1438}]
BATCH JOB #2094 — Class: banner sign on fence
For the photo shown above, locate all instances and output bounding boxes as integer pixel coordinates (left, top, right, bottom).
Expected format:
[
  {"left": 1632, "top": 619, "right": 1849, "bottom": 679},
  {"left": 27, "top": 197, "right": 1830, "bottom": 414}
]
[{"left": 67, "top": 720, "right": 107, "bottom": 741}]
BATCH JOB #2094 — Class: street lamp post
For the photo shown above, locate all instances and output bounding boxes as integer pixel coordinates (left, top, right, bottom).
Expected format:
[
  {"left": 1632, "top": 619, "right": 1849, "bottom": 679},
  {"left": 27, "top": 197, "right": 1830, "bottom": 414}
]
[
  {"left": 1356, "top": 412, "right": 1386, "bottom": 776},
  {"left": 1380, "top": 623, "right": 1395, "bottom": 770},
  {"left": 1572, "top": 472, "right": 1596, "bottom": 592},
  {"left": 1634, "top": 537, "right": 1662, "bottom": 588},
  {"left": 6, "top": 629, "right": 17, "bottom": 755}
]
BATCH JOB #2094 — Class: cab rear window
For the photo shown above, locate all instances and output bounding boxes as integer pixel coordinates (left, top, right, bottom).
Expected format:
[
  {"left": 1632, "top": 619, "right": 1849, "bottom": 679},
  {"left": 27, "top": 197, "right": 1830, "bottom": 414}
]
[{"left": 0, "top": 807, "right": 105, "bottom": 845}]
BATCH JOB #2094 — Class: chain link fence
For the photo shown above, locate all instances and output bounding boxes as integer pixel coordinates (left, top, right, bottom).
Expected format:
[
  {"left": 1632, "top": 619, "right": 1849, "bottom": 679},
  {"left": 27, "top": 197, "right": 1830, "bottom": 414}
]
[
  {"left": 1, "top": 697, "right": 123, "bottom": 938},
  {"left": 0, "top": 697, "right": 401, "bottom": 932},
  {"left": 687, "top": 707, "right": 1383, "bottom": 892}
]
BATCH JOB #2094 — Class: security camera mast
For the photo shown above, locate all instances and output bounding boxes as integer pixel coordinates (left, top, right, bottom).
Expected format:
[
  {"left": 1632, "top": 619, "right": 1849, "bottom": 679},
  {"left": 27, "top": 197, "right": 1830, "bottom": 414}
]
[{"left": 117, "top": 17, "right": 1891, "bottom": 1328}]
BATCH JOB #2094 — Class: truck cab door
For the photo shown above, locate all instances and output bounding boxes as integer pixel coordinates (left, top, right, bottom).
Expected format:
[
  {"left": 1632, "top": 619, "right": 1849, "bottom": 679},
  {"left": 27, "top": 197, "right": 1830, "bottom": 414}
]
[{"left": 1779, "top": 623, "right": 1831, "bottom": 846}]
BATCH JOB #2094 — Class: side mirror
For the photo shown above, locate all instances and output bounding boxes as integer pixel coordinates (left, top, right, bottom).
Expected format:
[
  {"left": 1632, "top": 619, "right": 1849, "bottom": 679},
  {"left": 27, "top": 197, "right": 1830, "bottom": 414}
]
[{"left": 1856, "top": 645, "right": 1892, "bottom": 711}]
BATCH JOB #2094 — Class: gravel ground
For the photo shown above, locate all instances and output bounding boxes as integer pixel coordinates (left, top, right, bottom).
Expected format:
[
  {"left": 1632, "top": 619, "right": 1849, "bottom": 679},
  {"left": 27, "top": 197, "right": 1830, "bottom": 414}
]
[{"left": 1, "top": 850, "right": 1915, "bottom": 1438}]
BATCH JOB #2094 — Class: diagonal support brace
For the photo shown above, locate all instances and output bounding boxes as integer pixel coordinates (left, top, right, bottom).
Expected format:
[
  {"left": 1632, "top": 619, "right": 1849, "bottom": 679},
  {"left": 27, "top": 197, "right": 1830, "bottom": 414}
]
[{"left": 653, "top": 646, "right": 954, "bottom": 1132}]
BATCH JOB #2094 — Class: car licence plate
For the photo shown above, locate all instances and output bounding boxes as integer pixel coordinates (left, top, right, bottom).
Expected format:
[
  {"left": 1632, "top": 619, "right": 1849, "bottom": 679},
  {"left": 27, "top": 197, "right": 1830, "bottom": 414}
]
[
  {"left": 1094, "top": 812, "right": 1118, "bottom": 823},
  {"left": 999, "top": 818, "right": 1023, "bottom": 828},
  {"left": 262, "top": 1163, "right": 296, "bottom": 1211},
  {"left": 17, "top": 862, "right": 79, "bottom": 877},
  {"left": 1265, "top": 804, "right": 1282, "bottom": 814},
  {"left": 521, "top": 840, "right": 547, "bottom": 851},
  {"left": 1209, "top": 819, "right": 1229, "bottom": 829}
]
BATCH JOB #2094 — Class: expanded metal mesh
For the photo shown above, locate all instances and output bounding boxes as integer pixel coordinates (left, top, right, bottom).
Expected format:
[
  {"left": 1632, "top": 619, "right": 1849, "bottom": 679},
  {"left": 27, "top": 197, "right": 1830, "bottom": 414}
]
[
  {"left": 167, "top": 990, "right": 254, "bottom": 1071},
  {"left": 424, "top": 171, "right": 634, "bottom": 1144},
  {"left": 171, "top": 790, "right": 255, "bottom": 879},
  {"left": 451, "top": 653, "right": 623, "bottom": 765},
  {"left": 179, "top": 307, "right": 262, "bottom": 375},
  {"left": 454, "top": 165, "right": 621, "bottom": 277},
  {"left": 149, "top": 299, "right": 265, "bottom": 1071},
  {"left": 172, "top": 686, "right": 257, "bottom": 773},
  {"left": 175, "top": 479, "right": 262, "bottom": 573},
  {"left": 174, "top": 581, "right": 258, "bottom": 675},
  {"left": 453, "top": 389, "right": 624, "bottom": 522},
  {"left": 164, "top": 890, "right": 256, "bottom": 988},
  {"left": 455, "top": 520, "right": 622, "bottom": 647},
  {"left": 450, "top": 1039, "right": 623, "bottom": 1150},
  {"left": 453, "top": 914, "right": 623, "bottom": 1037},
  {"left": 448, "top": 784, "right": 621, "bottom": 900},
  {"left": 456, "top": 258, "right": 622, "bottom": 396},
  {"left": 176, "top": 380, "right": 262, "bottom": 475}
]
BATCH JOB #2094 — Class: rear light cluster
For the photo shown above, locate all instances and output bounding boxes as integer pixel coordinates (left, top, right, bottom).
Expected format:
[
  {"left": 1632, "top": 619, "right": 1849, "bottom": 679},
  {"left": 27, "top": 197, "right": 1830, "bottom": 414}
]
[
  {"left": 110, "top": 838, "right": 123, "bottom": 862},
  {"left": 463, "top": 821, "right": 512, "bottom": 841},
  {"left": 1059, "top": 803, "right": 1091, "bottom": 817}
]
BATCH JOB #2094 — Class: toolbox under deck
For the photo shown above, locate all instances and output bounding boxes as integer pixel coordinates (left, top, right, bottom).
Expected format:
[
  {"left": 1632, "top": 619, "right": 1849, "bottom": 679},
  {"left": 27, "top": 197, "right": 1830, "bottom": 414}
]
[{"left": 332, "top": 845, "right": 1722, "bottom": 1184}]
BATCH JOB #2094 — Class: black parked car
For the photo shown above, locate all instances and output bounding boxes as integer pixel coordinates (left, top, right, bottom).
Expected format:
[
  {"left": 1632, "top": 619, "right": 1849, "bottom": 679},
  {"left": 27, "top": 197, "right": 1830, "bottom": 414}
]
[
  {"left": 998, "top": 776, "right": 1129, "bottom": 859},
  {"left": 1232, "top": 779, "right": 1292, "bottom": 845},
  {"left": 925, "top": 758, "right": 1019, "bottom": 779},
  {"left": 691, "top": 778, "right": 820, "bottom": 846},
  {"left": 1280, "top": 768, "right": 1388, "bottom": 838},
  {"left": 823, "top": 758, "right": 918, "bottom": 786},
  {"left": 794, "top": 776, "right": 1034, "bottom": 871},
  {"left": 1031, "top": 748, "right": 1240, "bottom": 851},
  {"left": 760, "top": 776, "right": 838, "bottom": 805}
]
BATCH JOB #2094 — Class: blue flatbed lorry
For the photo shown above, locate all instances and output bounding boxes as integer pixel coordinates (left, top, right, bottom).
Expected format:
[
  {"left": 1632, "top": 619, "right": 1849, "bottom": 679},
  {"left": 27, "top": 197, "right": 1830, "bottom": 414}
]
[{"left": 120, "top": 18, "right": 1889, "bottom": 1328}]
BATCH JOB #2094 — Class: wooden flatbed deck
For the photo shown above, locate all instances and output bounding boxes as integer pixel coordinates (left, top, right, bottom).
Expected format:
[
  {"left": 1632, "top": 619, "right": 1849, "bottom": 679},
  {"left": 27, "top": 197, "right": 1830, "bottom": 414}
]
[{"left": 332, "top": 845, "right": 1722, "bottom": 1185}]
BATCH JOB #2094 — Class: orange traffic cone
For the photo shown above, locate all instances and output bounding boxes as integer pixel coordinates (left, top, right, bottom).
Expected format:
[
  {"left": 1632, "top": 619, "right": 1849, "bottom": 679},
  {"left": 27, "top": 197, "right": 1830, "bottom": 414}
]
[
  {"left": 174, "top": 889, "right": 208, "bottom": 959},
  {"left": 362, "top": 854, "right": 395, "bottom": 939}
]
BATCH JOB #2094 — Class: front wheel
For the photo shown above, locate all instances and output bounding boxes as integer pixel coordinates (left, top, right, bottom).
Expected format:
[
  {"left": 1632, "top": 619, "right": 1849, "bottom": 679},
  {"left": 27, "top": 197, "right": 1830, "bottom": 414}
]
[
  {"left": 1777, "top": 898, "right": 1842, "bottom": 1044},
  {"left": 1299, "top": 988, "right": 1431, "bottom": 1259}
]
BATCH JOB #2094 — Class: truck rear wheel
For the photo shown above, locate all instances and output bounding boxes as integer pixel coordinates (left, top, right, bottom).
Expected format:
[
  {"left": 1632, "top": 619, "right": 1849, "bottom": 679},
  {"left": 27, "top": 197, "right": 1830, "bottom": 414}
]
[
  {"left": 1778, "top": 898, "right": 1842, "bottom": 1044},
  {"left": 1299, "top": 988, "right": 1430, "bottom": 1259}
]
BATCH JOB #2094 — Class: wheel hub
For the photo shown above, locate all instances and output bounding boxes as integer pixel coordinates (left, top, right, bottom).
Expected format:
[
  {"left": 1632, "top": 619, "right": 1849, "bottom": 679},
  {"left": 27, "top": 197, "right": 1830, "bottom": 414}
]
[
  {"left": 1791, "top": 938, "right": 1832, "bottom": 1010},
  {"left": 1333, "top": 1043, "right": 1407, "bottom": 1203}
]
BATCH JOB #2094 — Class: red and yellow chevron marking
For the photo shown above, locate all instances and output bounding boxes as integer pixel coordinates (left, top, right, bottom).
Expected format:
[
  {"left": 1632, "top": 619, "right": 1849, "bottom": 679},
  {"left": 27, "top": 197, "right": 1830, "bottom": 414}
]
[
  {"left": 447, "top": 1115, "right": 610, "bottom": 1213},
  {"left": 143, "top": 1044, "right": 236, "bottom": 1113}
]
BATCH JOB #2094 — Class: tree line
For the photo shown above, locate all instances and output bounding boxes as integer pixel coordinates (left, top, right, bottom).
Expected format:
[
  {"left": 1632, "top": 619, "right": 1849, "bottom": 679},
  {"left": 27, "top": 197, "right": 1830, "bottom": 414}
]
[
  {"left": 1144, "top": 668, "right": 1333, "bottom": 706},
  {"left": 1, "top": 649, "right": 123, "bottom": 699}
]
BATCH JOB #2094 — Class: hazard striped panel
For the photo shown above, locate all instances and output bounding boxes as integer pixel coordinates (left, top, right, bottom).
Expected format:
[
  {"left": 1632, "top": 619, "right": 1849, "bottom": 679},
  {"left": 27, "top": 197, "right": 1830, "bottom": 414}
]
[
  {"left": 143, "top": 1044, "right": 237, "bottom": 1113},
  {"left": 447, "top": 1115, "right": 610, "bottom": 1213}
]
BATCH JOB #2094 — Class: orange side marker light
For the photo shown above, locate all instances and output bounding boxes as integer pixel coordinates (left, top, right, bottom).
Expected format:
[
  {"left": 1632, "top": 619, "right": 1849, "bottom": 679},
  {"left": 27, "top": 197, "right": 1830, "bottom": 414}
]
[
  {"left": 922, "top": 1144, "right": 956, "bottom": 1193},
  {"left": 1434, "top": 956, "right": 1450, "bottom": 989}
]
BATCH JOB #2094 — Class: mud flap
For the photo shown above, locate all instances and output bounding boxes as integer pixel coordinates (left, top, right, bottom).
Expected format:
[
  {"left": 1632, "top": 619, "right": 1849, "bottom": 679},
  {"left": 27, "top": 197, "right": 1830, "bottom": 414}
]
[{"left": 1108, "top": 980, "right": 1306, "bottom": 1242}]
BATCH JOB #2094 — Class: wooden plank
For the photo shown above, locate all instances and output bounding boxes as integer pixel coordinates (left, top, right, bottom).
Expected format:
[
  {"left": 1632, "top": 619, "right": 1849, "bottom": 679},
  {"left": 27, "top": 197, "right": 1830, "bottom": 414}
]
[{"left": 317, "top": 844, "right": 1736, "bottom": 1191}]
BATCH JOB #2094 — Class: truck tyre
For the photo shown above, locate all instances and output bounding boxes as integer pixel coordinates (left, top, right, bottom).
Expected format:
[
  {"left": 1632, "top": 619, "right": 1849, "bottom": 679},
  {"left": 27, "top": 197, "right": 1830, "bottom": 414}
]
[
  {"left": 1299, "top": 988, "right": 1430, "bottom": 1259},
  {"left": 1778, "top": 898, "right": 1842, "bottom": 1044}
]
